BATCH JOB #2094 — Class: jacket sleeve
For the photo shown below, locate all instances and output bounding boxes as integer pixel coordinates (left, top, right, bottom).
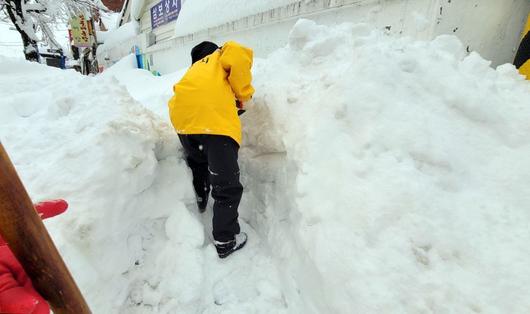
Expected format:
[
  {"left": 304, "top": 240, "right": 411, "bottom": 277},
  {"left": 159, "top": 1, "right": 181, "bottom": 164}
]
[
  {"left": 0, "top": 246, "right": 49, "bottom": 314},
  {"left": 0, "top": 258, "right": 37, "bottom": 314},
  {"left": 219, "top": 41, "right": 255, "bottom": 101}
]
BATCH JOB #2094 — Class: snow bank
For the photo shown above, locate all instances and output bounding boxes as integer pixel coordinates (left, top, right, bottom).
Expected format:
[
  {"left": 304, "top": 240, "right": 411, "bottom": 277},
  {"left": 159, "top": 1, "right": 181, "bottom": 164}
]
[
  {"left": 2, "top": 18, "right": 530, "bottom": 314},
  {"left": 0, "top": 56, "right": 293, "bottom": 313},
  {"left": 242, "top": 19, "right": 530, "bottom": 313},
  {"left": 174, "top": 0, "right": 299, "bottom": 37},
  {"left": 98, "top": 21, "right": 139, "bottom": 52},
  {"left": 95, "top": 8, "right": 121, "bottom": 44},
  {"left": 102, "top": 53, "right": 138, "bottom": 74},
  {"left": 0, "top": 56, "right": 192, "bottom": 312},
  {"left": 102, "top": 56, "right": 185, "bottom": 118}
]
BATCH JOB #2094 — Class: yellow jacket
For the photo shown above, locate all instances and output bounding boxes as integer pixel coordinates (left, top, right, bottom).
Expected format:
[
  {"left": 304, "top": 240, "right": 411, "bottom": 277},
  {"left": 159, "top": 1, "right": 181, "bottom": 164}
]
[{"left": 168, "top": 41, "right": 255, "bottom": 145}]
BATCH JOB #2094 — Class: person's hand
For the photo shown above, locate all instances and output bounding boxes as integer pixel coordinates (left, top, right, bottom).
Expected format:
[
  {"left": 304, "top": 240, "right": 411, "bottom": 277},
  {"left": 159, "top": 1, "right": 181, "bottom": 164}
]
[
  {"left": 0, "top": 199, "right": 68, "bottom": 246},
  {"left": 236, "top": 100, "right": 246, "bottom": 115}
]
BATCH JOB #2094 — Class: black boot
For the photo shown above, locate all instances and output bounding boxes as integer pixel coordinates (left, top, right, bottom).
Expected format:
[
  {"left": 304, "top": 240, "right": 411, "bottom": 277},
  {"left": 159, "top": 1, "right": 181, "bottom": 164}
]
[{"left": 215, "top": 232, "right": 247, "bottom": 258}]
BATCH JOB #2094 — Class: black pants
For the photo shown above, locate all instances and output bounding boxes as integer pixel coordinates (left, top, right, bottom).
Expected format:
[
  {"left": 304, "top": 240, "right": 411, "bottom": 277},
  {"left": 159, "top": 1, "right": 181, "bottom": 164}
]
[{"left": 178, "top": 134, "right": 243, "bottom": 242}]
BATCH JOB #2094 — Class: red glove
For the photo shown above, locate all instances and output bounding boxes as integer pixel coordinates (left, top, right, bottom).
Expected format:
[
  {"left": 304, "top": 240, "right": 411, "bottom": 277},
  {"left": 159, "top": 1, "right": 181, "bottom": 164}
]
[
  {"left": 34, "top": 199, "right": 68, "bottom": 220},
  {"left": 0, "top": 200, "right": 67, "bottom": 246},
  {"left": 0, "top": 199, "right": 68, "bottom": 314}
]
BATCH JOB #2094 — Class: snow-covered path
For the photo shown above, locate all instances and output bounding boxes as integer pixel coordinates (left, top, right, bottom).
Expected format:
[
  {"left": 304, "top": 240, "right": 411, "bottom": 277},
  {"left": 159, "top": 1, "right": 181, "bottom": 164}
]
[
  {"left": 101, "top": 56, "right": 320, "bottom": 313},
  {"left": 160, "top": 151, "right": 324, "bottom": 314}
]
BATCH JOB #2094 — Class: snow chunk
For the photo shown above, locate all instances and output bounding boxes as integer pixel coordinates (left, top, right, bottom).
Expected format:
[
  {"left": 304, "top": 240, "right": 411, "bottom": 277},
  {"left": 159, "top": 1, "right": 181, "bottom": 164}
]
[{"left": 164, "top": 202, "right": 204, "bottom": 247}]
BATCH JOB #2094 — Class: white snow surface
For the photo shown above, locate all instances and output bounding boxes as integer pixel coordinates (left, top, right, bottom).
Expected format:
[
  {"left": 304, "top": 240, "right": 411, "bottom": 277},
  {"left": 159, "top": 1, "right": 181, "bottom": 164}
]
[
  {"left": 98, "top": 21, "right": 139, "bottom": 53},
  {"left": 2, "top": 19, "right": 530, "bottom": 313},
  {"left": 174, "top": 0, "right": 299, "bottom": 37},
  {"left": 99, "top": 11, "right": 122, "bottom": 32}
]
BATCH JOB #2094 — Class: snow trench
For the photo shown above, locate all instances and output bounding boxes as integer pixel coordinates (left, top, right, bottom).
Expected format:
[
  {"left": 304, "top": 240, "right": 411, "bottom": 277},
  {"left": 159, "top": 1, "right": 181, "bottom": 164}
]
[{"left": 1, "top": 19, "right": 530, "bottom": 313}]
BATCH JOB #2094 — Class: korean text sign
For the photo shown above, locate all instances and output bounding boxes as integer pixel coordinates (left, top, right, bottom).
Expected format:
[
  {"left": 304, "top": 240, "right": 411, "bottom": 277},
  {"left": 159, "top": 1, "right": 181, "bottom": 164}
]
[
  {"left": 70, "top": 16, "right": 90, "bottom": 47},
  {"left": 150, "top": 0, "right": 181, "bottom": 29}
]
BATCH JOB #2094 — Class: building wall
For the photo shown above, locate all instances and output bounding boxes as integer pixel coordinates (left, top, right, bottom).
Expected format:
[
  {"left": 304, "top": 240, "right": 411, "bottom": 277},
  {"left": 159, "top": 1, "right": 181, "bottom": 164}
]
[
  {"left": 101, "top": 0, "right": 530, "bottom": 74},
  {"left": 434, "top": 0, "right": 530, "bottom": 69}
]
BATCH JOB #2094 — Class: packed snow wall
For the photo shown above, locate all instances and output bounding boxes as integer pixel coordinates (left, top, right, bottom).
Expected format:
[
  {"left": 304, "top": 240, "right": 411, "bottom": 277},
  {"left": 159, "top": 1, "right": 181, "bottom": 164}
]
[{"left": 98, "top": 0, "right": 530, "bottom": 74}]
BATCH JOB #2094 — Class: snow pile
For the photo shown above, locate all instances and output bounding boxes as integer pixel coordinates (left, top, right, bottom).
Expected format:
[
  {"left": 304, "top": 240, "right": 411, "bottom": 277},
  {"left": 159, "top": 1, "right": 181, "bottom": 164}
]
[
  {"left": 174, "top": 0, "right": 298, "bottom": 37},
  {"left": 97, "top": 21, "right": 139, "bottom": 53},
  {"left": 0, "top": 56, "right": 295, "bottom": 313},
  {"left": 101, "top": 53, "right": 138, "bottom": 74},
  {"left": 0, "top": 56, "right": 191, "bottom": 312},
  {"left": 99, "top": 11, "right": 122, "bottom": 33},
  {"left": 242, "top": 19, "right": 530, "bottom": 313},
  {"left": 2, "top": 18, "right": 530, "bottom": 313},
  {"left": 101, "top": 55, "right": 185, "bottom": 119}
]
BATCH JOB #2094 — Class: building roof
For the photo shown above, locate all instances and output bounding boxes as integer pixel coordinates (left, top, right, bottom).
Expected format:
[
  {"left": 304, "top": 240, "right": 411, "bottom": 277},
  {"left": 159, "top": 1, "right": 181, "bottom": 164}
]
[{"left": 102, "top": 0, "right": 126, "bottom": 12}]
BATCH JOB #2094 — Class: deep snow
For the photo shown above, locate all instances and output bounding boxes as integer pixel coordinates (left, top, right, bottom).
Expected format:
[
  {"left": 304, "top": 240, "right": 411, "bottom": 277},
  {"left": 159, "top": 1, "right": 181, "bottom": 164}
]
[{"left": 1, "top": 19, "right": 530, "bottom": 313}]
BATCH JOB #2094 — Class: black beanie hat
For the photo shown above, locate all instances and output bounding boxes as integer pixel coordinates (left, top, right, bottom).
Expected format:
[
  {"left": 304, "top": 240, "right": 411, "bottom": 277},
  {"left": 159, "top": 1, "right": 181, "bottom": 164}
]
[{"left": 191, "top": 41, "right": 219, "bottom": 64}]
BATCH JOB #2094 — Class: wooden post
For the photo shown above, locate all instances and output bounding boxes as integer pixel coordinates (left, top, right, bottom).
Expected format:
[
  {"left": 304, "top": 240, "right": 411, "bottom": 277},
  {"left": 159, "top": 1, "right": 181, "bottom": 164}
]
[{"left": 0, "top": 143, "right": 91, "bottom": 314}]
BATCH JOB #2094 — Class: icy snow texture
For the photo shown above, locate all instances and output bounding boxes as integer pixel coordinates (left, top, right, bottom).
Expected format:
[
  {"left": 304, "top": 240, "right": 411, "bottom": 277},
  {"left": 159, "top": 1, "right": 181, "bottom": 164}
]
[
  {"left": 174, "top": 0, "right": 299, "bottom": 37},
  {"left": 244, "top": 19, "right": 530, "bottom": 313},
  {"left": 98, "top": 21, "right": 139, "bottom": 52},
  {"left": 2, "top": 19, "right": 530, "bottom": 313}
]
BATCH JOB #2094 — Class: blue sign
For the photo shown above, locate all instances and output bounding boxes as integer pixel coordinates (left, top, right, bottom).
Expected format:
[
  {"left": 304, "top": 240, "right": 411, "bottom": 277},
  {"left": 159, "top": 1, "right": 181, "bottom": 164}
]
[{"left": 150, "top": 0, "right": 181, "bottom": 29}]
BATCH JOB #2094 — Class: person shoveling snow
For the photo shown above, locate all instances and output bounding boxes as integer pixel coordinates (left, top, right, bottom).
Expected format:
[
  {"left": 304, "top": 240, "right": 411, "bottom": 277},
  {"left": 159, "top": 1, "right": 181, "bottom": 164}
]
[{"left": 167, "top": 41, "right": 254, "bottom": 259}]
